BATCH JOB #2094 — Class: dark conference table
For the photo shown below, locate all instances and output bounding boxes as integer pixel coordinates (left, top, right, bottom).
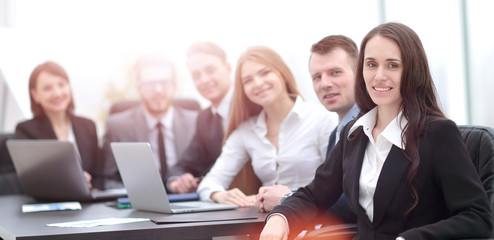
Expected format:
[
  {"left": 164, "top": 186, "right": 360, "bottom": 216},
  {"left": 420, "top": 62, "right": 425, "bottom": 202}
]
[{"left": 0, "top": 195, "right": 268, "bottom": 240}]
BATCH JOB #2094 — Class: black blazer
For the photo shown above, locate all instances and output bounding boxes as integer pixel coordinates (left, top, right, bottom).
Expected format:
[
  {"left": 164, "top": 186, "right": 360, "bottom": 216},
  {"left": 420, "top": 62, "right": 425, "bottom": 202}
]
[
  {"left": 14, "top": 114, "right": 102, "bottom": 188},
  {"left": 273, "top": 118, "right": 492, "bottom": 239},
  {"left": 168, "top": 107, "right": 223, "bottom": 181}
]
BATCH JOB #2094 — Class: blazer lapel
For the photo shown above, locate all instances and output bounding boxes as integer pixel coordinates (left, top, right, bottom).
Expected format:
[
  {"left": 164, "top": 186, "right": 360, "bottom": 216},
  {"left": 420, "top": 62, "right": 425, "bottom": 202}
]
[
  {"left": 71, "top": 115, "right": 84, "bottom": 145},
  {"left": 134, "top": 107, "right": 151, "bottom": 142},
  {"left": 372, "top": 146, "right": 410, "bottom": 226},
  {"left": 173, "top": 108, "right": 190, "bottom": 158},
  {"left": 38, "top": 115, "right": 57, "bottom": 139},
  {"left": 345, "top": 128, "right": 371, "bottom": 223},
  {"left": 70, "top": 115, "right": 89, "bottom": 169}
]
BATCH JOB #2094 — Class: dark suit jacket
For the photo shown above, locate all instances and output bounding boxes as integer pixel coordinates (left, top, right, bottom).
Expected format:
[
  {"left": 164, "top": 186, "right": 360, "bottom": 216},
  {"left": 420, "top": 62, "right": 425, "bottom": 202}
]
[
  {"left": 14, "top": 114, "right": 102, "bottom": 188},
  {"left": 272, "top": 118, "right": 492, "bottom": 239},
  {"left": 101, "top": 104, "right": 198, "bottom": 189},
  {"left": 167, "top": 107, "right": 223, "bottom": 181}
]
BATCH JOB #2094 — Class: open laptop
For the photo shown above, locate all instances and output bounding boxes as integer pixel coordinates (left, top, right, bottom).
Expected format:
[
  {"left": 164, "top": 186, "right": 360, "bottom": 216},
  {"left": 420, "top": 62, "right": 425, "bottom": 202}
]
[
  {"left": 6, "top": 140, "right": 127, "bottom": 202},
  {"left": 111, "top": 142, "right": 238, "bottom": 214}
]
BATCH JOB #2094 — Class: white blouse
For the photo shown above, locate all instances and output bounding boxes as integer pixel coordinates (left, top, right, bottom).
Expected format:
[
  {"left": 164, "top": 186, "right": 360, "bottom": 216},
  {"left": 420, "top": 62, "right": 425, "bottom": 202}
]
[
  {"left": 349, "top": 107, "right": 407, "bottom": 222},
  {"left": 198, "top": 97, "right": 338, "bottom": 200}
]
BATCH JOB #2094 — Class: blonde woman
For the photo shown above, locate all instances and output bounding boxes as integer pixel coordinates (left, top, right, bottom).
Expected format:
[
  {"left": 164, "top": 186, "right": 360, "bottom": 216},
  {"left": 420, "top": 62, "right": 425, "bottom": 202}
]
[{"left": 197, "top": 46, "right": 337, "bottom": 210}]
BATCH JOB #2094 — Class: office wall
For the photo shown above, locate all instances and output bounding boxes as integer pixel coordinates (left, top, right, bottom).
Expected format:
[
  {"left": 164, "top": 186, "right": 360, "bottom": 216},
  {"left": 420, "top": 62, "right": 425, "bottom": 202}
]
[
  {"left": 0, "top": 0, "right": 23, "bottom": 132},
  {"left": 468, "top": 0, "right": 494, "bottom": 127},
  {"left": 0, "top": 0, "right": 493, "bottom": 134},
  {"left": 0, "top": 80, "right": 23, "bottom": 133},
  {"left": 384, "top": 0, "right": 468, "bottom": 124}
]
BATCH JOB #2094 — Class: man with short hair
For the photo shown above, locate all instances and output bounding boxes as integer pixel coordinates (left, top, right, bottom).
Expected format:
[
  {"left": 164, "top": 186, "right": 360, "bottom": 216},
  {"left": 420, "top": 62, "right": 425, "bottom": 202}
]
[
  {"left": 257, "top": 36, "right": 359, "bottom": 222},
  {"left": 166, "top": 42, "right": 233, "bottom": 193},
  {"left": 310, "top": 35, "right": 360, "bottom": 155},
  {"left": 101, "top": 54, "right": 198, "bottom": 189}
]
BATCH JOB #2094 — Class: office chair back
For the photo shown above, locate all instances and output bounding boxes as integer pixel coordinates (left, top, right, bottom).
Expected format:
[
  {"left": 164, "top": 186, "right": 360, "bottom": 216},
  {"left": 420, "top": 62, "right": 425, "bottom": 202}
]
[
  {"left": 0, "top": 133, "right": 23, "bottom": 195},
  {"left": 229, "top": 160, "right": 262, "bottom": 196},
  {"left": 458, "top": 125, "right": 494, "bottom": 213}
]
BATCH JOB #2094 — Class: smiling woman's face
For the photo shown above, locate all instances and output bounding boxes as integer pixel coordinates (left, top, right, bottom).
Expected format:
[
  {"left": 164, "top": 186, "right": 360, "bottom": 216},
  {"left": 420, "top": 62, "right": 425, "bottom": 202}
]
[
  {"left": 30, "top": 71, "right": 72, "bottom": 115},
  {"left": 363, "top": 35, "right": 403, "bottom": 113},
  {"left": 240, "top": 60, "right": 288, "bottom": 108}
]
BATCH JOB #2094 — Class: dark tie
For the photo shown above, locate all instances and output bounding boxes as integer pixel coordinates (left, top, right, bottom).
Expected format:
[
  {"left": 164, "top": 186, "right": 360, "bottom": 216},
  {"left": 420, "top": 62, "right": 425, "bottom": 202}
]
[
  {"left": 212, "top": 112, "right": 224, "bottom": 137},
  {"left": 325, "top": 127, "right": 338, "bottom": 162},
  {"left": 156, "top": 123, "right": 167, "bottom": 177}
]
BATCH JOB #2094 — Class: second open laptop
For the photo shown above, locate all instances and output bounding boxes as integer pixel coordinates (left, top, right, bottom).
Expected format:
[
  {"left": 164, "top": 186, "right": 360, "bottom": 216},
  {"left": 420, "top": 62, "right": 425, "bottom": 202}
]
[
  {"left": 110, "top": 142, "right": 238, "bottom": 214},
  {"left": 6, "top": 140, "right": 127, "bottom": 202}
]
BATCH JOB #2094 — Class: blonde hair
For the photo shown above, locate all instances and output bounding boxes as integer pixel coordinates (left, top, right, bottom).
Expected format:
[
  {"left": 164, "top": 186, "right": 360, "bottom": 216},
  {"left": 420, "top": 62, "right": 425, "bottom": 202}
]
[{"left": 224, "top": 46, "right": 301, "bottom": 141}]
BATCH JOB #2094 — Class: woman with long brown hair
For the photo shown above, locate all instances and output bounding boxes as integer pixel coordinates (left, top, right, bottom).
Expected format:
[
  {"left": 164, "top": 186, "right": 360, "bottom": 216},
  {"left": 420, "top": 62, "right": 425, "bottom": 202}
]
[{"left": 260, "top": 22, "right": 492, "bottom": 240}]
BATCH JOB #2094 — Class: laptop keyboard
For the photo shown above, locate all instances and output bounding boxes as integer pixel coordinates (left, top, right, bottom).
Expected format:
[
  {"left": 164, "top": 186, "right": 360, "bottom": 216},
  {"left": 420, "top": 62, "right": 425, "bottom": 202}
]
[{"left": 170, "top": 201, "right": 214, "bottom": 209}]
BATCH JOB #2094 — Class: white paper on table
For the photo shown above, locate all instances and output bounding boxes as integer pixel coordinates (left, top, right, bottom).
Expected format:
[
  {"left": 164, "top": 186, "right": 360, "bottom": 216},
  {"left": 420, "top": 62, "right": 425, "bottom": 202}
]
[
  {"left": 46, "top": 217, "right": 150, "bottom": 228},
  {"left": 22, "top": 202, "right": 82, "bottom": 213}
]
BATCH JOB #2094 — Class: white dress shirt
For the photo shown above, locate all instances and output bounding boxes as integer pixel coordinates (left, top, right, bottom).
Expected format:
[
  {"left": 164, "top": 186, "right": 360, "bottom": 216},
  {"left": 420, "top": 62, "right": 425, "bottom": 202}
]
[
  {"left": 348, "top": 107, "right": 407, "bottom": 222},
  {"left": 197, "top": 97, "right": 338, "bottom": 200},
  {"left": 142, "top": 107, "right": 178, "bottom": 170},
  {"left": 67, "top": 121, "right": 76, "bottom": 143}
]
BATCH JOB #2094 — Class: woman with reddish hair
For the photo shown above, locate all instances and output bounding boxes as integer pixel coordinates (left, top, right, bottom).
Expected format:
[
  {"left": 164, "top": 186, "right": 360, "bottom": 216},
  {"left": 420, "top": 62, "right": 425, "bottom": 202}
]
[{"left": 14, "top": 61, "right": 101, "bottom": 189}]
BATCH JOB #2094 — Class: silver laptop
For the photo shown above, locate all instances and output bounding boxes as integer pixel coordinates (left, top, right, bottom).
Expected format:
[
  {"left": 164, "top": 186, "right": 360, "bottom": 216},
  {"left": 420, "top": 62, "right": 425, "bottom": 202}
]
[
  {"left": 6, "top": 140, "right": 127, "bottom": 202},
  {"left": 110, "top": 142, "right": 238, "bottom": 214}
]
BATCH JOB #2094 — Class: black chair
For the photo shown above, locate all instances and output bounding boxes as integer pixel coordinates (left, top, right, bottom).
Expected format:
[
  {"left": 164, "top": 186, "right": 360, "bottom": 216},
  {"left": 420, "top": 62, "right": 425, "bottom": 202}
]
[
  {"left": 297, "top": 125, "right": 494, "bottom": 240},
  {"left": 0, "top": 133, "right": 23, "bottom": 195},
  {"left": 108, "top": 98, "right": 201, "bottom": 115},
  {"left": 458, "top": 125, "right": 494, "bottom": 214}
]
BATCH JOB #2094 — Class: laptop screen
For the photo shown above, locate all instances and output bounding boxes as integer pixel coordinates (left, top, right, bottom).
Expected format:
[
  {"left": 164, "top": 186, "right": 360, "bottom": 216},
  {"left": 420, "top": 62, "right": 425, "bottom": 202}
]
[{"left": 7, "top": 140, "right": 92, "bottom": 201}]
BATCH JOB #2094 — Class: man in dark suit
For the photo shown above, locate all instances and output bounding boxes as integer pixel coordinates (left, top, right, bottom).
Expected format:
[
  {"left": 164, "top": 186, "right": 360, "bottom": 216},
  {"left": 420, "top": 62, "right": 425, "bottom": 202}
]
[
  {"left": 101, "top": 55, "right": 198, "bottom": 189},
  {"left": 166, "top": 42, "right": 233, "bottom": 193}
]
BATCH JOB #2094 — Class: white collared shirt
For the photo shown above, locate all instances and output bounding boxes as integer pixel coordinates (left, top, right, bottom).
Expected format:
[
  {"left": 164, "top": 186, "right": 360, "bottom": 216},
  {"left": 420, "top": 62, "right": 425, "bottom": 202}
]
[
  {"left": 198, "top": 97, "right": 338, "bottom": 200},
  {"left": 211, "top": 88, "right": 233, "bottom": 133},
  {"left": 348, "top": 107, "right": 407, "bottom": 222},
  {"left": 67, "top": 121, "right": 76, "bottom": 143},
  {"left": 67, "top": 121, "right": 79, "bottom": 163},
  {"left": 142, "top": 107, "right": 178, "bottom": 170}
]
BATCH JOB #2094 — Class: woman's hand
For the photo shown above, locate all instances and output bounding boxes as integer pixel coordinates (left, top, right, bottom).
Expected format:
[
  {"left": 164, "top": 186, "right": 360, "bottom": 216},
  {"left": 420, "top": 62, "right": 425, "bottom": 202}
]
[
  {"left": 211, "top": 188, "right": 255, "bottom": 207},
  {"left": 260, "top": 215, "right": 289, "bottom": 240},
  {"left": 256, "top": 185, "right": 291, "bottom": 212}
]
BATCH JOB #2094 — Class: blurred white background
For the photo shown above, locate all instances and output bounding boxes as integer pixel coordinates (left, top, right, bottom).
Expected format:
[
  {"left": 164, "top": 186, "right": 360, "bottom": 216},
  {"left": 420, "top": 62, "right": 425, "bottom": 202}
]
[{"left": 1, "top": 0, "right": 493, "bottom": 135}]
